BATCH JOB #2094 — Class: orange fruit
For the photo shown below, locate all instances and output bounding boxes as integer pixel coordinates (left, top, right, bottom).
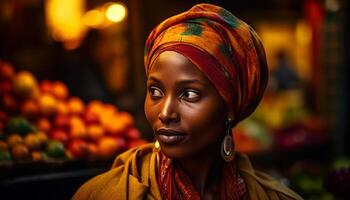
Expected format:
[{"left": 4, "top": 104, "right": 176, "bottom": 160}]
[
  {"left": 0, "top": 61, "right": 15, "bottom": 80},
  {"left": 100, "top": 114, "right": 112, "bottom": 128},
  {"left": 7, "top": 134, "right": 23, "bottom": 147},
  {"left": 97, "top": 136, "right": 120, "bottom": 158},
  {"left": 37, "top": 118, "right": 51, "bottom": 133},
  {"left": 12, "top": 71, "right": 38, "bottom": 98},
  {"left": 51, "top": 81, "right": 69, "bottom": 100},
  {"left": 87, "top": 124, "right": 104, "bottom": 140},
  {"left": 11, "top": 143, "right": 30, "bottom": 160},
  {"left": 56, "top": 100, "right": 69, "bottom": 115},
  {"left": 68, "top": 139, "right": 89, "bottom": 158},
  {"left": 67, "top": 97, "right": 85, "bottom": 115},
  {"left": 24, "top": 133, "right": 42, "bottom": 150},
  {"left": 118, "top": 112, "right": 134, "bottom": 128},
  {"left": 36, "top": 131, "right": 48, "bottom": 144},
  {"left": 85, "top": 102, "right": 101, "bottom": 121},
  {"left": 38, "top": 93, "right": 57, "bottom": 116},
  {"left": 70, "top": 116, "right": 88, "bottom": 139},
  {"left": 51, "top": 129, "right": 69, "bottom": 144},
  {"left": 31, "top": 151, "right": 47, "bottom": 161},
  {"left": 104, "top": 104, "right": 118, "bottom": 114},
  {"left": 70, "top": 126, "right": 88, "bottom": 139},
  {"left": 83, "top": 110, "right": 100, "bottom": 125},
  {"left": 39, "top": 80, "right": 52, "bottom": 94},
  {"left": 21, "top": 99, "right": 39, "bottom": 120},
  {"left": 105, "top": 119, "right": 125, "bottom": 135},
  {"left": 54, "top": 114, "right": 71, "bottom": 130},
  {"left": 70, "top": 116, "right": 84, "bottom": 126},
  {"left": 87, "top": 101, "right": 104, "bottom": 115}
]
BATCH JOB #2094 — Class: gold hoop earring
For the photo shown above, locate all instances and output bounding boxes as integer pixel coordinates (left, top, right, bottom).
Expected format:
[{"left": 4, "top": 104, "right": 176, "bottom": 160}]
[{"left": 221, "top": 118, "right": 235, "bottom": 162}]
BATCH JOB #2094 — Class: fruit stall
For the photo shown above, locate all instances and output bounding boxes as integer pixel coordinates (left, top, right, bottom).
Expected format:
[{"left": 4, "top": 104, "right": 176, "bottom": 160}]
[{"left": 0, "top": 61, "right": 147, "bottom": 199}]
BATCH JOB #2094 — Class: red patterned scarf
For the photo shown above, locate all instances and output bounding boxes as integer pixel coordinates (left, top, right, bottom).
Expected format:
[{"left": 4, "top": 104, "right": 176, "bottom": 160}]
[{"left": 158, "top": 153, "right": 249, "bottom": 200}]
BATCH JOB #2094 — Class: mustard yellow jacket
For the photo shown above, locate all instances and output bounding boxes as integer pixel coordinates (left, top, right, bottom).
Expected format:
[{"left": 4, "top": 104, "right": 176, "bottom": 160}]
[{"left": 72, "top": 143, "right": 303, "bottom": 200}]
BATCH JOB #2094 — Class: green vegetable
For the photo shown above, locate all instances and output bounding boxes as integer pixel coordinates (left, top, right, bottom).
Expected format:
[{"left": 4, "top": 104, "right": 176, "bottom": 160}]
[
  {"left": 46, "top": 140, "right": 65, "bottom": 158},
  {"left": 0, "top": 150, "right": 12, "bottom": 161},
  {"left": 5, "top": 117, "right": 35, "bottom": 135}
]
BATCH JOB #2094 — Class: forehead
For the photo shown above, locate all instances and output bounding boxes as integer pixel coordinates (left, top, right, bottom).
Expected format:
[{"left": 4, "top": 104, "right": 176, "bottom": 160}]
[{"left": 149, "top": 51, "right": 206, "bottom": 79}]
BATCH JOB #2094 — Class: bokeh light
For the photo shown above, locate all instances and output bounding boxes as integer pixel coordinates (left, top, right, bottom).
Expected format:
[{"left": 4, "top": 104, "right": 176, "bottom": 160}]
[
  {"left": 82, "top": 9, "right": 104, "bottom": 28},
  {"left": 105, "top": 2, "right": 127, "bottom": 23}
]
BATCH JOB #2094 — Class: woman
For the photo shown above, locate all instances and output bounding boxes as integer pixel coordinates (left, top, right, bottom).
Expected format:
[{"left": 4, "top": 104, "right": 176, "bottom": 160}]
[{"left": 72, "top": 3, "right": 303, "bottom": 200}]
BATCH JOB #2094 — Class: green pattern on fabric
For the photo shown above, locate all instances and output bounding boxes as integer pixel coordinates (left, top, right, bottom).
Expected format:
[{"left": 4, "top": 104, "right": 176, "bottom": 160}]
[
  {"left": 181, "top": 23, "right": 203, "bottom": 36},
  {"left": 219, "top": 43, "right": 231, "bottom": 58},
  {"left": 187, "top": 18, "right": 208, "bottom": 23},
  {"left": 219, "top": 8, "right": 238, "bottom": 28}
]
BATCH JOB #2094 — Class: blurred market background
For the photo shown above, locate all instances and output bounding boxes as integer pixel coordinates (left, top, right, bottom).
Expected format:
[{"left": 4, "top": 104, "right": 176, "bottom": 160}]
[{"left": 0, "top": 0, "right": 349, "bottom": 199}]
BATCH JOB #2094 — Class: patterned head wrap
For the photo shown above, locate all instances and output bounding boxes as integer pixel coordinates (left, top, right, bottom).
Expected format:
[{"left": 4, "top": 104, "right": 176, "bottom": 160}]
[{"left": 144, "top": 3, "right": 268, "bottom": 125}]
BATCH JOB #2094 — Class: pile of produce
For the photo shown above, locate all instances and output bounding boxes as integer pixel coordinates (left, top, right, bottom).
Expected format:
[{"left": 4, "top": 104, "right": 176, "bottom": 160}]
[
  {"left": 0, "top": 60, "right": 147, "bottom": 162},
  {"left": 233, "top": 89, "right": 314, "bottom": 154},
  {"left": 234, "top": 118, "right": 272, "bottom": 154}
]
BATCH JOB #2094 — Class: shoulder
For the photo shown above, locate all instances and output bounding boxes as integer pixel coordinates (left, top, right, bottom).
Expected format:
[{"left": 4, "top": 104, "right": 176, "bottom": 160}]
[
  {"left": 111, "top": 143, "right": 155, "bottom": 168},
  {"left": 236, "top": 153, "right": 304, "bottom": 200},
  {"left": 72, "top": 143, "right": 158, "bottom": 200}
]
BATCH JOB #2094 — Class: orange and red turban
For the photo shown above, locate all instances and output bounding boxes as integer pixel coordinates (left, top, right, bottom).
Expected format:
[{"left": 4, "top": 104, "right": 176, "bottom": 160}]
[{"left": 144, "top": 3, "right": 268, "bottom": 125}]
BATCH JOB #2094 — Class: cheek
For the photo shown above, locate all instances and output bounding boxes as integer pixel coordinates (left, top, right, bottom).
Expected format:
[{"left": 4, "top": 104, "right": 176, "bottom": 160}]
[
  {"left": 144, "top": 96, "right": 157, "bottom": 126},
  {"left": 182, "top": 100, "right": 226, "bottom": 133}
]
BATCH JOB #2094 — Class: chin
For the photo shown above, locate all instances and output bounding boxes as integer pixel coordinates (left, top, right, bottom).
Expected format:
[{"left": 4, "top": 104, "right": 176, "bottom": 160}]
[
  {"left": 158, "top": 139, "right": 219, "bottom": 160},
  {"left": 160, "top": 146, "right": 189, "bottom": 160},
  {"left": 161, "top": 145, "right": 208, "bottom": 162}
]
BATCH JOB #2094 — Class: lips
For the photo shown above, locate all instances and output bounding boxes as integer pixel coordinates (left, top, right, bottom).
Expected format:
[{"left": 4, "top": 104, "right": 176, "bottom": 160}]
[{"left": 156, "top": 128, "right": 187, "bottom": 145}]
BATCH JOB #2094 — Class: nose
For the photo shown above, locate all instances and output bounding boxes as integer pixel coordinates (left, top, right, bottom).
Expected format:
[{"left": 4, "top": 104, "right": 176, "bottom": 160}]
[{"left": 158, "top": 95, "right": 180, "bottom": 124}]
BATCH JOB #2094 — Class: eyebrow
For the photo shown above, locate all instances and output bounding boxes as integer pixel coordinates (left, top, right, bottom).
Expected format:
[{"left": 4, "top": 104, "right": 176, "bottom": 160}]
[
  {"left": 147, "top": 76, "right": 207, "bottom": 86},
  {"left": 147, "top": 76, "right": 161, "bottom": 83}
]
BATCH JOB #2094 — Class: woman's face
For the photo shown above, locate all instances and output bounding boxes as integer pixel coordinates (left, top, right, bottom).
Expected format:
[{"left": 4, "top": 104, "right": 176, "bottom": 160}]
[{"left": 144, "top": 51, "right": 227, "bottom": 159}]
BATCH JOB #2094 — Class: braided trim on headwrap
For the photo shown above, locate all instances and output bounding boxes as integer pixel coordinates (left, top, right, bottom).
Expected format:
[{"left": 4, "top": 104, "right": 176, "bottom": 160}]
[{"left": 144, "top": 3, "right": 268, "bottom": 126}]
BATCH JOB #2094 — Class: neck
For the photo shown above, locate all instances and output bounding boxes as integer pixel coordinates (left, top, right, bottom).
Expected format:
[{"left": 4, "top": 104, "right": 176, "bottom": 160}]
[{"left": 176, "top": 142, "right": 222, "bottom": 196}]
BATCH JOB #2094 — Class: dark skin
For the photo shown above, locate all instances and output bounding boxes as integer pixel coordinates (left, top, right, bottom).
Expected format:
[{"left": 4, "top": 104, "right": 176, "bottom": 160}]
[{"left": 144, "top": 51, "right": 228, "bottom": 199}]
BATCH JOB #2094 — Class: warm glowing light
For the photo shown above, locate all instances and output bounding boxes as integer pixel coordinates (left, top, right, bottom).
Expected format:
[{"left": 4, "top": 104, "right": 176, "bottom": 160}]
[
  {"left": 296, "top": 21, "right": 311, "bottom": 46},
  {"left": 45, "top": 0, "right": 86, "bottom": 49},
  {"left": 83, "top": 9, "right": 104, "bottom": 28},
  {"left": 105, "top": 3, "right": 127, "bottom": 23},
  {"left": 63, "top": 40, "right": 83, "bottom": 50}
]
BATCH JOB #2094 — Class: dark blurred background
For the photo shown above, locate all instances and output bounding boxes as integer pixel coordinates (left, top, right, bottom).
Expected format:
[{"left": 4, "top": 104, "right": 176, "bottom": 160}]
[{"left": 0, "top": 0, "right": 349, "bottom": 199}]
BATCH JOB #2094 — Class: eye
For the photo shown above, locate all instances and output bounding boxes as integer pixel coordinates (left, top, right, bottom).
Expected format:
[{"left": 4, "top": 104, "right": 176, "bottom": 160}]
[
  {"left": 149, "top": 86, "right": 163, "bottom": 98},
  {"left": 180, "top": 89, "right": 200, "bottom": 101}
]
